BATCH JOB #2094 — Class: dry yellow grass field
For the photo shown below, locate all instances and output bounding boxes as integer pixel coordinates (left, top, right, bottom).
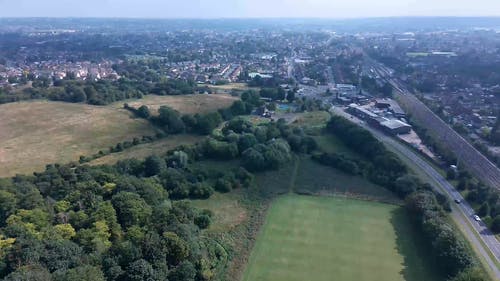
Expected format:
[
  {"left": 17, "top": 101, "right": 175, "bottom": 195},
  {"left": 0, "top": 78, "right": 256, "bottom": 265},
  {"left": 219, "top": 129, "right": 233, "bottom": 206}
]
[
  {"left": 121, "top": 94, "right": 238, "bottom": 114},
  {"left": 204, "top": 82, "right": 259, "bottom": 93},
  {"left": 0, "top": 94, "right": 238, "bottom": 177},
  {"left": 0, "top": 100, "right": 157, "bottom": 177}
]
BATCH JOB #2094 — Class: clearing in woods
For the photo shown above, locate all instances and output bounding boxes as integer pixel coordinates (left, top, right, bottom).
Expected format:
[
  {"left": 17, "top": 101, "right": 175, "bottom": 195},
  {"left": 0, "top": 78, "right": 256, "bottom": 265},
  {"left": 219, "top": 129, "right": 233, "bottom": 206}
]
[{"left": 241, "top": 194, "right": 442, "bottom": 281}]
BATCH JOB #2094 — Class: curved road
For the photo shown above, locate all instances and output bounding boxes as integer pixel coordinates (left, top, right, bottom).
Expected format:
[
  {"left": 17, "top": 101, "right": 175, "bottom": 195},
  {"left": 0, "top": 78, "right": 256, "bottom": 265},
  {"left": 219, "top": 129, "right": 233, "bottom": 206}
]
[{"left": 330, "top": 107, "right": 500, "bottom": 278}]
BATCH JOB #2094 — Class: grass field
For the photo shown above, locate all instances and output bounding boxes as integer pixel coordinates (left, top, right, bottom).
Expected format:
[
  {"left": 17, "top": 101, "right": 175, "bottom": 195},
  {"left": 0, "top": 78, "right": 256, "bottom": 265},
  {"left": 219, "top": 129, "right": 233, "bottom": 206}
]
[
  {"left": 314, "top": 134, "right": 358, "bottom": 156},
  {"left": 292, "top": 111, "right": 331, "bottom": 133},
  {"left": 204, "top": 83, "right": 259, "bottom": 93},
  {"left": 242, "top": 195, "right": 441, "bottom": 281},
  {"left": 121, "top": 94, "right": 238, "bottom": 115},
  {"left": 0, "top": 100, "right": 157, "bottom": 177},
  {"left": 0, "top": 94, "right": 236, "bottom": 177},
  {"left": 190, "top": 190, "right": 248, "bottom": 233},
  {"left": 89, "top": 135, "right": 202, "bottom": 166},
  {"left": 295, "top": 158, "right": 399, "bottom": 202}
]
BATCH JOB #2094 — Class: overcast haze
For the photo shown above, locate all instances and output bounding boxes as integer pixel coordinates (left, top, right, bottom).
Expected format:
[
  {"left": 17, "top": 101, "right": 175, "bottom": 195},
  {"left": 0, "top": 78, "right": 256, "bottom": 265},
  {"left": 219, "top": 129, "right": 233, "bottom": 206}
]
[{"left": 1, "top": 0, "right": 500, "bottom": 18}]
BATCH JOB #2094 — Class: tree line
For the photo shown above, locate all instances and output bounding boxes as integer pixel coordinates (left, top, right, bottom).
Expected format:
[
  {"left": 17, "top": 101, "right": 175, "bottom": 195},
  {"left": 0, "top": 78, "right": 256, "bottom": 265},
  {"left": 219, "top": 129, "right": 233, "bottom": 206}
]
[
  {"left": 450, "top": 169, "right": 500, "bottom": 234},
  {"left": 315, "top": 115, "right": 486, "bottom": 281},
  {"left": 1, "top": 76, "right": 199, "bottom": 106},
  {"left": 411, "top": 116, "right": 500, "bottom": 234}
]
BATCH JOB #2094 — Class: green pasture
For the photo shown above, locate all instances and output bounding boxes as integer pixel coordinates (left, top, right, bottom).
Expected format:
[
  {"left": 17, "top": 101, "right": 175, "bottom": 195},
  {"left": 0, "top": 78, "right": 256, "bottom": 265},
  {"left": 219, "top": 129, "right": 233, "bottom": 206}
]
[{"left": 242, "top": 194, "right": 441, "bottom": 281}]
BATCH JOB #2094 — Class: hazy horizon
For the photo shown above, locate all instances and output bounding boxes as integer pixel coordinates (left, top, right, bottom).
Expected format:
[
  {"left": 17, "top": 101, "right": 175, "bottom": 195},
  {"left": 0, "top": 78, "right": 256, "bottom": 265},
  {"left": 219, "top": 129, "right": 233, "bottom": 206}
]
[{"left": 1, "top": 0, "right": 500, "bottom": 18}]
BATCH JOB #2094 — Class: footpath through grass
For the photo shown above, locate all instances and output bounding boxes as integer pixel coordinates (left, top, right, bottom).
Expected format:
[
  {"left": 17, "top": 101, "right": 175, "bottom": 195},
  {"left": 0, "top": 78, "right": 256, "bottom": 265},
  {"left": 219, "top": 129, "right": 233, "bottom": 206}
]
[{"left": 242, "top": 194, "right": 442, "bottom": 281}]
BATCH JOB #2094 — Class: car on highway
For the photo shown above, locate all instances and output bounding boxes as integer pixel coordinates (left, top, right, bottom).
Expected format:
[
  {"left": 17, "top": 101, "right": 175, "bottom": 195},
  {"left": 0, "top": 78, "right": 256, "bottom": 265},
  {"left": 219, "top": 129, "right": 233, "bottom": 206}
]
[
  {"left": 473, "top": 215, "right": 481, "bottom": 222},
  {"left": 454, "top": 199, "right": 461, "bottom": 204}
]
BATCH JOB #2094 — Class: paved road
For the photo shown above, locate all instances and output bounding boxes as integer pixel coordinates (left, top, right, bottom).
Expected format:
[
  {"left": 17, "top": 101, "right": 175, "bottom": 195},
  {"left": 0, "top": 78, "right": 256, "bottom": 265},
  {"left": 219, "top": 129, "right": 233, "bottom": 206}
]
[
  {"left": 366, "top": 58, "right": 500, "bottom": 188},
  {"left": 375, "top": 129, "right": 500, "bottom": 275},
  {"left": 330, "top": 106, "right": 500, "bottom": 278}
]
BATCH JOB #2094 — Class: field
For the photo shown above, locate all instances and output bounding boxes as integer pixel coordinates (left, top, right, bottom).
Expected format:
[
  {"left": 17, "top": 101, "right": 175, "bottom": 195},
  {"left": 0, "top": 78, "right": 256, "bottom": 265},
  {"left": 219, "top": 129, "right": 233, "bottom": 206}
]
[
  {"left": 190, "top": 190, "right": 248, "bottom": 233},
  {"left": 89, "top": 135, "right": 202, "bottom": 166},
  {"left": 294, "top": 158, "right": 399, "bottom": 202},
  {"left": 292, "top": 111, "right": 330, "bottom": 130},
  {"left": 121, "top": 93, "right": 238, "bottom": 114},
  {"left": 242, "top": 195, "right": 441, "bottom": 281},
  {"left": 204, "top": 83, "right": 259, "bottom": 93},
  {"left": 0, "top": 100, "right": 157, "bottom": 177},
  {"left": 0, "top": 94, "right": 237, "bottom": 177},
  {"left": 314, "top": 134, "right": 356, "bottom": 155},
  {"left": 406, "top": 52, "right": 430, "bottom": 57}
]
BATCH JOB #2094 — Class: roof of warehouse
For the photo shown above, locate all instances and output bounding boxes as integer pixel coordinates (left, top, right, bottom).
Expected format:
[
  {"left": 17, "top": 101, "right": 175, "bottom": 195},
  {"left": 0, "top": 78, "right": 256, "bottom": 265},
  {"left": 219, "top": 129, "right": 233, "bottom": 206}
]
[{"left": 380, "top": 119, "right": 411, "bottom": 129}]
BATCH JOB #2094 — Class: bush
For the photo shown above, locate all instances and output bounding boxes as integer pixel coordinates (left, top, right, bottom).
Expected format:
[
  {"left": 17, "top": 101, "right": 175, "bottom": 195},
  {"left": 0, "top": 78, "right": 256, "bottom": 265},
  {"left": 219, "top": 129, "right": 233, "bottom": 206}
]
[
  {"left": 194, "top": 215, "right": 211, "bottom": 229},
  {"left": 214, "top": 178, "right": 232, "bottom": 193},
  {"left": 203, "top": 138, "right": 239, "bottom": 160},
  {"left": 194, "top": 112, "right": 223, "bottom": 135},
  {"left": 313, "top": 153, "right": 360, "bottom": 175},
  {"left": 189, "top": 183, "right": 214, "bottom": 199},
  {"left": 143, "top": 156, "right": 166, "bottom": 177},
  {"left": 449, "top": 267, "right": 488, "bottom": 281},
  {"left": 241, "top": 139, "right": 291, "bottom": 172},
  {"left": 478, "top": 202, "right": 490, "bottom": 217},
  {"left": 136, "top": 105, "right": 151, "bottom": 119},
  {"left": 491, "top": 216, "right": 500, "bottom": 233}
]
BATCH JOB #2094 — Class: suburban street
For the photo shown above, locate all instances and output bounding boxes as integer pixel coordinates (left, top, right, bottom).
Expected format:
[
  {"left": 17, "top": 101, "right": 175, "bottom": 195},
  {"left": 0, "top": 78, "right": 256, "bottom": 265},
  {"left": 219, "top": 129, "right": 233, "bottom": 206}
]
[{"left": 330, "top": 106, "right": 500, "bottom": 278}]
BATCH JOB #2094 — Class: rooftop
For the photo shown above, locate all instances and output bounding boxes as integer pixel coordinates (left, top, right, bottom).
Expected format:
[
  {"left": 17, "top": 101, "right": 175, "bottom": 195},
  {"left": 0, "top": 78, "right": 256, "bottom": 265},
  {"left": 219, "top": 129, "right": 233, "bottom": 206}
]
[{"left": 380, "top": 119, "right": 411, "bottom": 130}]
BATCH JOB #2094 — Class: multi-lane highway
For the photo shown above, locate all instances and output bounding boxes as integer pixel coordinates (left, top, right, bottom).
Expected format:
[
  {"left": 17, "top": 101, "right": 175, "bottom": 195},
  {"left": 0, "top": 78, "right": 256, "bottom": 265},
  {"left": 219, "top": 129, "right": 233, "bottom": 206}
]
[{"left": 330, "top": 106, "right": 500, "bottom": 278}]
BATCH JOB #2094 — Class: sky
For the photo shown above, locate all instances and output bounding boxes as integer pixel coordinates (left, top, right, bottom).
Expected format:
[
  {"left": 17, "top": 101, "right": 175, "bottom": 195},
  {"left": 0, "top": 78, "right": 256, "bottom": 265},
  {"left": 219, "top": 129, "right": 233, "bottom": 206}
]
[{"left": 0, "top": 0, "right": 500, "bottom": 18}]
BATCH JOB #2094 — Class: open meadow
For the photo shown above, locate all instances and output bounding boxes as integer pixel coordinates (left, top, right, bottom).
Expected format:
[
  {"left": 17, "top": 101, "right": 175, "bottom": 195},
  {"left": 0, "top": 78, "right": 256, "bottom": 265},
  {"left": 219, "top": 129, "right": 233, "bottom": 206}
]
[
  {"left": 242, "top": 194, "right": 441, "bottom": 281},
  {"left": 121, "top": 93, "right": 238, "bottom": 114},
  {"left": 0, "top": 94, "right": 234, "bottom": 177},
  {"left": 0, "top": 100, "right": 156, "bottom": 177},
  {"left": 203, "top": 82, "right": 259, "bottom": 93}
]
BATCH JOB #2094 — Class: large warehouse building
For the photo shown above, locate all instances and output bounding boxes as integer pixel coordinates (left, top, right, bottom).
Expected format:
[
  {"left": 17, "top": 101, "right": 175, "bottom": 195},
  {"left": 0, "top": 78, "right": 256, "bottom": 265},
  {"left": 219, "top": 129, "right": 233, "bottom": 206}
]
[{"left": 379, "top": 119, "right": 412, "bottom": 135}]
